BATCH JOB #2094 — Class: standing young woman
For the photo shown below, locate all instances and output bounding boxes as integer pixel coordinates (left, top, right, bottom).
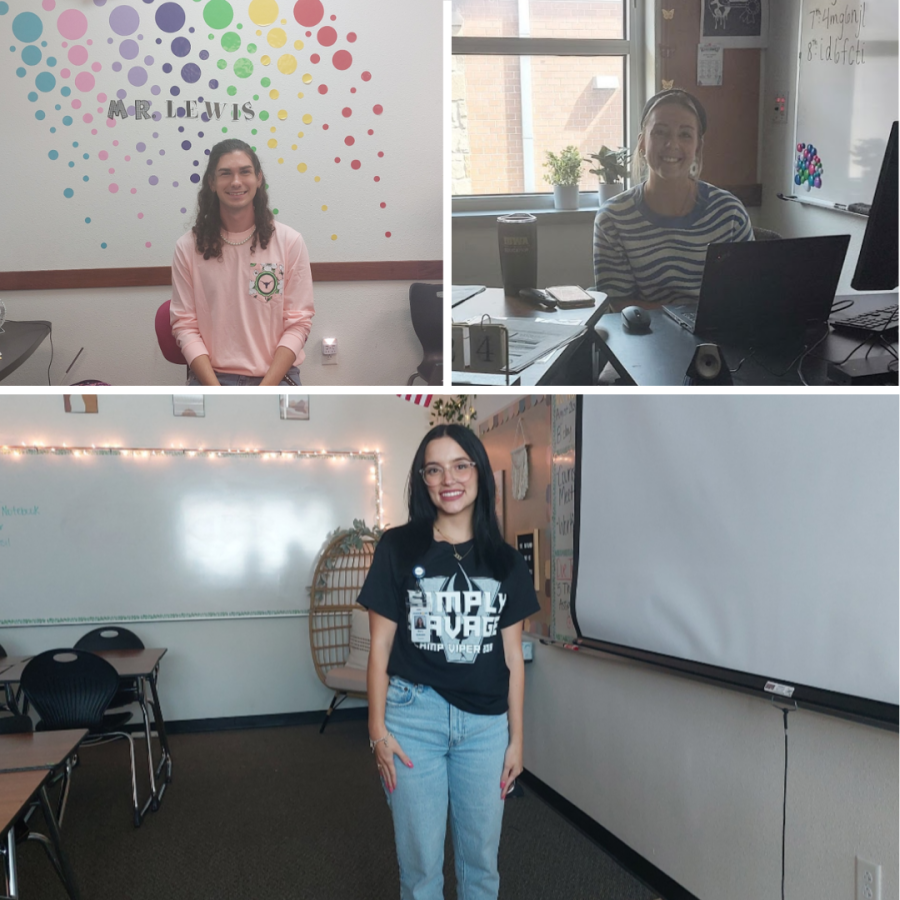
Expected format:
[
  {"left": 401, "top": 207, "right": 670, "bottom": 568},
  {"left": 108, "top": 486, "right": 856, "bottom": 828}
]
[
  {"left": 593, "top": 89, "right": 754, "bottom": 309},
  {"left": 358, "top": 424, "right": 539, "bottom": 900}
]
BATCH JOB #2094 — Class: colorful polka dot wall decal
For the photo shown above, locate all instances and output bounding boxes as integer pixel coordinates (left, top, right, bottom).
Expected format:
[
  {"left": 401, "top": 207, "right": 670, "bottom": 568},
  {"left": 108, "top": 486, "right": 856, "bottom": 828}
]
[{"left": 2, "top": 1, "right": 397, "bottom": 253}]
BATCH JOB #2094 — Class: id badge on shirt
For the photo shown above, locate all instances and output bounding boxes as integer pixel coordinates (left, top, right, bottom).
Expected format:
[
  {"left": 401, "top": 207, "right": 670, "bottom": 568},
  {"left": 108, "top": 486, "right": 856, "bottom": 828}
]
[
  {"left": 248, "top": 262, "right": 284, "bottom": 301},
  {"left": 408, "top": 589, "right": 430, "bottom": 644}
]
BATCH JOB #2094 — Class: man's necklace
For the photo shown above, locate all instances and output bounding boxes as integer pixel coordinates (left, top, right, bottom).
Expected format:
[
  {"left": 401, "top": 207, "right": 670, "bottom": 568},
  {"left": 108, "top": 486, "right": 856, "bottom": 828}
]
[
  {"left": 221, "top": 229, "right": 255, "bottom": 246},
  {"left": 434, "top": 524, "right": 474, "bottom": 561}
]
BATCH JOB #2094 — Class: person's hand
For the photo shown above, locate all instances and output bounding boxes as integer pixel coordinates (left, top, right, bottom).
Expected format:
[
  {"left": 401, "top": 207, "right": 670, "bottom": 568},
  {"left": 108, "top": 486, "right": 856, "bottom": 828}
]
[
  {"left": 374, "top": 733, "right": 413, "bottom": 793},
  {"left": 500, "top": 741, "right": 523, "bottom": 800}
]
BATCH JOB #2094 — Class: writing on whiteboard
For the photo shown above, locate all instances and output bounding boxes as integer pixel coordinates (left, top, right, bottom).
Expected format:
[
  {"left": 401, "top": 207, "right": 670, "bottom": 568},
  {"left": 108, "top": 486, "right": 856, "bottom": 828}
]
[{"left": 806, "top": 2, "right": 868, "bottom": 67}]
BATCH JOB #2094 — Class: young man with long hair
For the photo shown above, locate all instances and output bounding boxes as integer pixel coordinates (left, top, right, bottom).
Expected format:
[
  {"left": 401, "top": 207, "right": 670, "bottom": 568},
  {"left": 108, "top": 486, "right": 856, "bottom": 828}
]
[{"left": 170, "top": 139, "right": 315, "bottom": 385}]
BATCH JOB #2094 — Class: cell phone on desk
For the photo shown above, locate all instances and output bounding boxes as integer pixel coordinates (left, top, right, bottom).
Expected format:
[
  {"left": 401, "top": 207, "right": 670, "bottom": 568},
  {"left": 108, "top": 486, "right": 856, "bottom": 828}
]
[{"left": 546, "top": 286, "right": 596, "bottom": 309}]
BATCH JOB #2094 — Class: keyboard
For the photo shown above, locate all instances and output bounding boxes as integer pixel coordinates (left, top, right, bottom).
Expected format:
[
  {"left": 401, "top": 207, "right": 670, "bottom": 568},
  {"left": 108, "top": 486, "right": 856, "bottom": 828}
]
[{"left": 830, "top": 304, "right": 898, "bottom": 337}]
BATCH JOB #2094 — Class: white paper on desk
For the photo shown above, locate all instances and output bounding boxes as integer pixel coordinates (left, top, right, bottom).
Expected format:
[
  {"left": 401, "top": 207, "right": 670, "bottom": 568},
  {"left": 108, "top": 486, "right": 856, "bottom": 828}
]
[
  {"left": 461, "top": 316, "right": 587, "bottom": 373},
  {"left": 697, "top": 44, "right": 722, "bottom": 86}
]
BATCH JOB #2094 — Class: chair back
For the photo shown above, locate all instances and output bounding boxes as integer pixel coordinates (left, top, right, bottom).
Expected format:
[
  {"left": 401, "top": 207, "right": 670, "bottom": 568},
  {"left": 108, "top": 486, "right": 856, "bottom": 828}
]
[
  {"left": 409, "top": 283, "right": 443, "bottom": 385},
  {"left": 0, "top": 643, "right": 6, "bottom": 658},
  {"left": 75, "top": 626, "right": 144, "bottom": 652},
  {"left": 309, "top": 531, "right": 378, "bottom": 687},
  {"left": 155, "top": 300, "right": 187, "bottom": 365},
  {"left": 0, "top": 714, "right": 34, "bottom": 735},
  {"left": 21, "top": 649, "right": 119, "bottom": 731},
  {"left": 752, "top": 227, "right": 783, "bottom": 241}
]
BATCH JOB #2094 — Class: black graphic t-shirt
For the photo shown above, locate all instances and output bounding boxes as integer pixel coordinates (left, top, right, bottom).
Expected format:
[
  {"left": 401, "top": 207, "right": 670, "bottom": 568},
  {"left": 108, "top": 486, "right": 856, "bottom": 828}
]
[{"left": 358, "top": 526, "right": 540, "bottom": 715}]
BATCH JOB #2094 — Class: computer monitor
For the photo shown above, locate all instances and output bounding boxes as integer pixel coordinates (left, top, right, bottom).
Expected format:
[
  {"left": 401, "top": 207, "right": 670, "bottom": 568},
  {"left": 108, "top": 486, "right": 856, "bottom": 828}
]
[{"left": 851, "top": 121, "right": 898, "bottom": 291}]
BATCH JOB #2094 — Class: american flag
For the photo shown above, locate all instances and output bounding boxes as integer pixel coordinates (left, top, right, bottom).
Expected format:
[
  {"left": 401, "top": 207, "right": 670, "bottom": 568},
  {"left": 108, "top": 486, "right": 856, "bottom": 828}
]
[{"left": 397, "top": 394, "right": 433, "bottom": 407}]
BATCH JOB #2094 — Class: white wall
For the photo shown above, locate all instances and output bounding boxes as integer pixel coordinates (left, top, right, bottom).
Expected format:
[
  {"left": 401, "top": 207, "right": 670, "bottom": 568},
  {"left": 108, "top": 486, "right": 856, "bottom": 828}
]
[
  {"left": 0, "top": 0, "right": 441, "bottom": 387},
  {"left": 523, "top": 641, "right": 898, "bottom": 900},
  {"left": 1, "top": 280, "right": 432, "bottom": 386},
  {"left": 0, "top": 393, "right": 439, "bottom": 720}
]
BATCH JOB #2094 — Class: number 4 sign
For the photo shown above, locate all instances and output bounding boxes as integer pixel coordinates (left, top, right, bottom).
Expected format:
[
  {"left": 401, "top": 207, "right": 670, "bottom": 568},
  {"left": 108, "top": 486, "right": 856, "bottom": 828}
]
[{"left": 467, "top": 321, "right": 509, "bottom": 374}]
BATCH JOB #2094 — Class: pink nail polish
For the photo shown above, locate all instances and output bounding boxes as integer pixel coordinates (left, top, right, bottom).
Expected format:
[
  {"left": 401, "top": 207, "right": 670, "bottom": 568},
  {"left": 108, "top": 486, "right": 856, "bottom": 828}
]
[
  {"left": 500, "top": 782, "right": 505, "bottom": 788},
  {"left": 407, "top": 762, "right": 414, "bottom": 768}
]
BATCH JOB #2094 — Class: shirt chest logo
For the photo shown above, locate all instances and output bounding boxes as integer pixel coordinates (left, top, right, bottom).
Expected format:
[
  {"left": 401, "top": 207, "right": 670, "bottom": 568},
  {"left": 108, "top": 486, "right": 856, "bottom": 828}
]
[{"left": 249, "top": 262, "right": 284, "bottom": 301}]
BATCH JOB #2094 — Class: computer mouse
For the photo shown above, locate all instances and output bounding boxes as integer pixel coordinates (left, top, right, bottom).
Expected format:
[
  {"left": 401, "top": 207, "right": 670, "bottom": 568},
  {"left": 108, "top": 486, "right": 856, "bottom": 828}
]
[{"left": 621, "top": 305, "right": 652, "bottom": 333}]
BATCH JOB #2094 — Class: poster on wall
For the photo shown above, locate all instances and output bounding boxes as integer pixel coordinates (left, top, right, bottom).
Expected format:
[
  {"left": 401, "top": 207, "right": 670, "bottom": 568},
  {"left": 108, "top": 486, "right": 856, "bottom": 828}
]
[
  {"left": 551, "top": 394, "right": 576, "bottom": 642},
  {"left": 700, "top": 0, "right": 768, "bottom": 48},
  {"left": 0, "top": 0, "right": 441, "bottom": 272}
]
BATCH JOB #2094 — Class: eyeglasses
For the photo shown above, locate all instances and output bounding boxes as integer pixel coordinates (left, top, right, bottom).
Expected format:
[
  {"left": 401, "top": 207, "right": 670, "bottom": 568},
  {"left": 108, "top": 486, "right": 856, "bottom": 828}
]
[{"left": 420, "top": 461, "right": 477, "bottom": 486}]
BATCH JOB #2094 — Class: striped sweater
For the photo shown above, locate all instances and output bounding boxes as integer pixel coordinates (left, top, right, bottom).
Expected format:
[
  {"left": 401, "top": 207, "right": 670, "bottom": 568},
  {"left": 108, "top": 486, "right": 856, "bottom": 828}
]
[{"left": 593, "top": 181, "right": 753, "bottom": 305}]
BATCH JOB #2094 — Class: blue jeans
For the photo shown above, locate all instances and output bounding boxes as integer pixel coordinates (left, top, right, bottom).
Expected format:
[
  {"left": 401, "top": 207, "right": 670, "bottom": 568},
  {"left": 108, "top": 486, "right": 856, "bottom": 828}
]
[
  {"left": 187, "top": 366, "right": 301, "bottom": 386},
  {"left": 384, "top": 677, "right": 509, "bottom": 900}
]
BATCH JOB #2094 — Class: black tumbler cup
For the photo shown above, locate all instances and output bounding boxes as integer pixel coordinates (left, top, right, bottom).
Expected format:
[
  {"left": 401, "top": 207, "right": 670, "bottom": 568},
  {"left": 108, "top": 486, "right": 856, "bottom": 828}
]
[{"left": 497, "top": 213, "right": 537, "bottom": 295}]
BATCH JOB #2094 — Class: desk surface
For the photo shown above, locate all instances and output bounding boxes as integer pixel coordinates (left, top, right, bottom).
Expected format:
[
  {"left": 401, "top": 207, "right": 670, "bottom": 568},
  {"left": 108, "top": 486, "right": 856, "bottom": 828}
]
[
  {"left": 0, "top": 729, "right": 88, "bottom": 775},
  {"left": 452, "top": 288, "right": 607, "bottom": 385},
  {"left": 597, "top": 294, "right": 898, "bottom": 386},
  {"left": 0, "top": 319, "right": 51, "bottom": 382},
  {"left": 0, "top": 648, "right": 167, "bottom": 684}
]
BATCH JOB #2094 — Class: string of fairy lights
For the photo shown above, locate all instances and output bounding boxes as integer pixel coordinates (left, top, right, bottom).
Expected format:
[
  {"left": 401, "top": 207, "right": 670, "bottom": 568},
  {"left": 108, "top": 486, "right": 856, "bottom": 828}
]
[{"left": 0, "top": 443, "right": 385, "bottom": 529}]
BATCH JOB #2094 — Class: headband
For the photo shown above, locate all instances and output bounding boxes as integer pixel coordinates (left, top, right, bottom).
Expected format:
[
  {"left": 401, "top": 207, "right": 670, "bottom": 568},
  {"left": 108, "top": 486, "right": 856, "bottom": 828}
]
[{"left": 640, "top": 90, "right": 708, "bottom": 136}]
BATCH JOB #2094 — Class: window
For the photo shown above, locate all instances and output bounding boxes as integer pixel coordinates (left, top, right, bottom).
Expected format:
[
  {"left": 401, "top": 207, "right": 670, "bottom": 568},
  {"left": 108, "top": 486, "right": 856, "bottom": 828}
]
[{"left": 452, "top": 0, "right": 642, "bottom": 202}]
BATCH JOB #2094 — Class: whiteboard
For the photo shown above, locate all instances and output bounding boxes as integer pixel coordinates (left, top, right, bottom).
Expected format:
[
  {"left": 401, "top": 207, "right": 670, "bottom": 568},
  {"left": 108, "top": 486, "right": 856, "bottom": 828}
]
[
  {"left": 0, "top": 448, "right": 378, "bottom": 624},
  {"left": 0, "top": 0, "right": 441, "bottom": 270},
  {"left": 793, "top": 0, "right": 898, "bottom": 207},
  {"left": 574, "top": 395, "right": 899, "bottom": 710}
]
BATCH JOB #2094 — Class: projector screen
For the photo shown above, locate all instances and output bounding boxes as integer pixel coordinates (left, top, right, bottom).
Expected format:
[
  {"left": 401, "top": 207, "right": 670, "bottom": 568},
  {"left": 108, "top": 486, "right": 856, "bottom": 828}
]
[{"left": 573, "top": 395, "right": 898, "bottom": 726}]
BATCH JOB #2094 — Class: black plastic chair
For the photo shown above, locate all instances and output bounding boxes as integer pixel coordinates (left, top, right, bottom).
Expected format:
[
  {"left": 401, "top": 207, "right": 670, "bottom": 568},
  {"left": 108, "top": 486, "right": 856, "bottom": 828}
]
[
  {"left": 0, "top": 642, "right": 27, "bottom": 716},
  {"left": 75, "top": 626, "right": 144, "bottom": 720},
  {"left": 407, "top": 282, "right": 443, "bottom": 385},
  {"left": 20, "top": 649, "right": 142, "bottom": 827},
  {"left": 752, "top": 226, "right": 783, "bottom": 241}
]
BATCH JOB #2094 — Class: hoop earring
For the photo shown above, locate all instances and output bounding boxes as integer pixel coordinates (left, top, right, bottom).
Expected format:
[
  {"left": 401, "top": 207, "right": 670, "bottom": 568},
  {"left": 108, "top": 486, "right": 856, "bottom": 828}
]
[{"left": 689, "top": 160, "right": 699, "bottom": 179}]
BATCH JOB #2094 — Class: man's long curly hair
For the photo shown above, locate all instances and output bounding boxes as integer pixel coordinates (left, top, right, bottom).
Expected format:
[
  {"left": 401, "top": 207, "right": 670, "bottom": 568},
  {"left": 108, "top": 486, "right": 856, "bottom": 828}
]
[{"left": 192, "top": 139, "right": 275, "bottom": 260}]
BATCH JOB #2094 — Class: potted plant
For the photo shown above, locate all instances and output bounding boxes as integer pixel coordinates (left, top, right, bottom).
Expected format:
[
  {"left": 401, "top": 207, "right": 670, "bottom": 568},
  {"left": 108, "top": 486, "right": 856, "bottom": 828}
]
[
  {"left": 586, "top": 145, "right": 631, "bottom": 206},
  {"left": 543, "top": 145, "right": 583, "bottom": 210}
]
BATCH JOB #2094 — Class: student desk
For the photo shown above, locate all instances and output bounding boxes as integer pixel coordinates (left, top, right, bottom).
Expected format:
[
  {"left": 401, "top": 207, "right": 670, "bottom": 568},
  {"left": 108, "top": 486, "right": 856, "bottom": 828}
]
[
  {"left": 0, "top": 649, "right": 173, "bottom": 821},
  {"left": 595, "top": 294, "right": 898, "bottom": 385},
  {"left": 0, "top": 320, "right": 52, "bottom": 382},
  {"left": 0, "top": 730, "right": 87, "bottom": 775},
  {"left": 0, "top": 729, "right": 86, "bottom": 900},
  {"left": 452, "top": 288, "right": 608, "bottom": 385}
]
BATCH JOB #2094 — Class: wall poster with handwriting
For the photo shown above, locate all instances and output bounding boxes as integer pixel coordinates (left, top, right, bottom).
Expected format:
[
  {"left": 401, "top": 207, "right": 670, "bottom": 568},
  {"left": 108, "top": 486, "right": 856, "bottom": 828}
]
[{"left": 551, "top": 394, "right": 577, "bottom": 641}]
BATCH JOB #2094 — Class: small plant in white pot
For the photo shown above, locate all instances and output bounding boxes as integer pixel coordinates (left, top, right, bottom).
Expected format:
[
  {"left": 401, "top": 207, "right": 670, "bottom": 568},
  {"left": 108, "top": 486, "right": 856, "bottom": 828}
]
[
  {"left": 543, "top": 146, "right": 583, "bottom": 210},
  {"left": 586, "top": 146, "right": 630, "bottom": 206}
]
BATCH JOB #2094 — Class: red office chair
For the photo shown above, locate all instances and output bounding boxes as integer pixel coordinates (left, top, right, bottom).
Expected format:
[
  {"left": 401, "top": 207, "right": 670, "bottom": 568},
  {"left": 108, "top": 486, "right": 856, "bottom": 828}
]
[{"left": 155, "top": 300, "right": 187, "bottom": 367}]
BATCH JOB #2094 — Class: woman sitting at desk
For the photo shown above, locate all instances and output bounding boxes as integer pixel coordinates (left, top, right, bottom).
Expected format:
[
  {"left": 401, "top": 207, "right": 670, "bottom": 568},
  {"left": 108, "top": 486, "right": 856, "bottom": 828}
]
[{"left": 593, "top": 89, "right": 753, "bottom": 309}]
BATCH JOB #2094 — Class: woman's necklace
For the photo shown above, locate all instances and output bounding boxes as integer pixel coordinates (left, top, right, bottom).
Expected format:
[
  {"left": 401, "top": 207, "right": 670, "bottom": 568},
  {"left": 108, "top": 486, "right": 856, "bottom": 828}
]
[
  {"left": 221, "top": 229, "right": 256, "bottom": 246},
  {"left": 433, "top": 524, "right": 474, "bottom": 561}
]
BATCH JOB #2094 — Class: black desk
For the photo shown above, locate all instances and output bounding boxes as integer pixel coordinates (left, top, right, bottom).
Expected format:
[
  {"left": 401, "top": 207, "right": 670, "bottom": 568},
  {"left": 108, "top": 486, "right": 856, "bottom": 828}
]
[
  {"left": 596, "top": 294, "right": 897, "bottom": 385},
  {"left": 452, "top": 288, "right": 607, "bottom": 385},
  {"left": 0, "top": 320, "right": 51, "bottom": 382}
]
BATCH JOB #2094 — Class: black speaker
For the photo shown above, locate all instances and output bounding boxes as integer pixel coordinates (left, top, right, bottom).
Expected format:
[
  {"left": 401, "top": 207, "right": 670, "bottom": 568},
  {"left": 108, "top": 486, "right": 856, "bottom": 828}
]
[{"left": 684, "top": 343, "right": 733, "bottom": 385}]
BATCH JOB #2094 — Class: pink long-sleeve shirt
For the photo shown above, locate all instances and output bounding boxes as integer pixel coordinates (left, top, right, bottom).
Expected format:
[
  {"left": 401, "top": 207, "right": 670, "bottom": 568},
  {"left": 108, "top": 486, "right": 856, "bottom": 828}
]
[{"left": 170, "top": 221, "right": 315, "bottom": 377}]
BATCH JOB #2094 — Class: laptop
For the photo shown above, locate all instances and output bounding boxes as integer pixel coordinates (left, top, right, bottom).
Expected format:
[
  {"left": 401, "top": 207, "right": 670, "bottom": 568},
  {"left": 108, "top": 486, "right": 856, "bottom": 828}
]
[{"left": 662, "top": 236, "right": 851, "bottom": 342}]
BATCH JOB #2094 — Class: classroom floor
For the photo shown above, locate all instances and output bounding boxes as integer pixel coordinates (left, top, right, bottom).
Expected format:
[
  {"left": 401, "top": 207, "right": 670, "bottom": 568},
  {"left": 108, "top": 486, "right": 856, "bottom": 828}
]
[{"left": 14, "top": 719, "right": 657, "bottom": 900}]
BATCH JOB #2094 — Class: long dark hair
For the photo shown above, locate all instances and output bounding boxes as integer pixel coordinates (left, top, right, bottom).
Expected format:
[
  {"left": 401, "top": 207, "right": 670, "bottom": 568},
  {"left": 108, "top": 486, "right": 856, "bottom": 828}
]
[
  {"left": 406, "top": 424, "right": 511, "bottom": 579},
  {"left": 192, "top": 139, "right": 275, "bottom": 260}
]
